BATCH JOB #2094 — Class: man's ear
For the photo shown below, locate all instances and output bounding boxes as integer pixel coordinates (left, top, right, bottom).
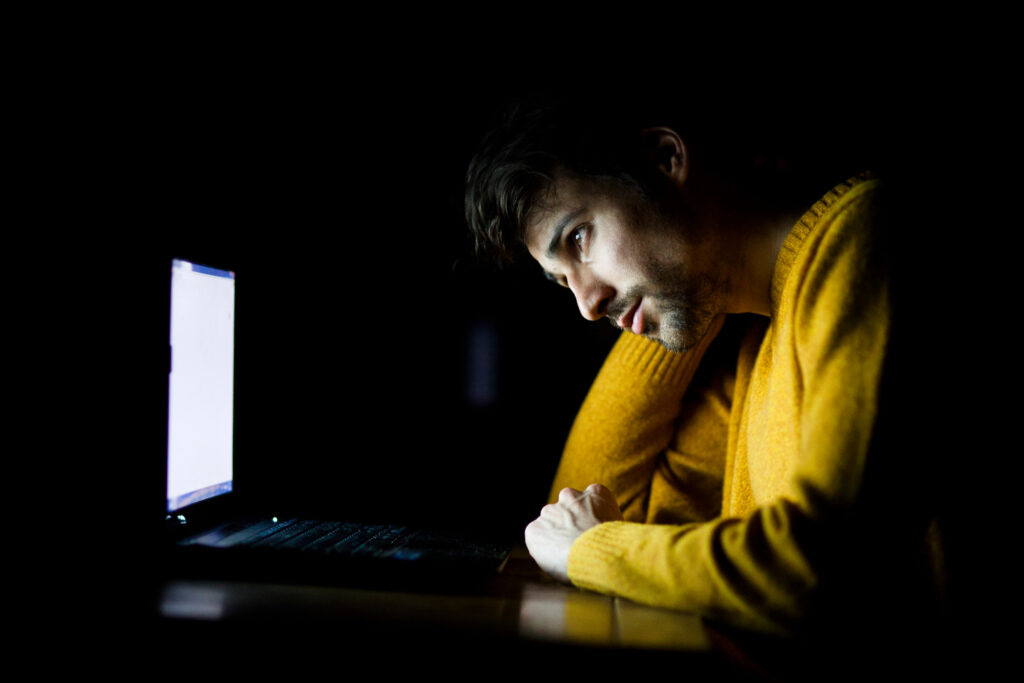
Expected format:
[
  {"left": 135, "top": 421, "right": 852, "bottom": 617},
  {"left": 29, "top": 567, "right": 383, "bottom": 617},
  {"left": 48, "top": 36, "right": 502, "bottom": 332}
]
[{"left": 640, "top": 127, "right": 688, "bottom": 186}]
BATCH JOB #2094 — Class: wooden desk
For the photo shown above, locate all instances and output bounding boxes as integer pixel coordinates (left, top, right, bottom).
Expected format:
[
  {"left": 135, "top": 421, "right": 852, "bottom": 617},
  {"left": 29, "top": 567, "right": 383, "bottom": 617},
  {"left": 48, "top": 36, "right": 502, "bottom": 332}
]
[
  {"left": 140, "top": 546, "right": 969, "bottom": 679},
  {"left": 148, "top": 547, "right": 773, "bottom": 677},
  {"left": 158, "top": 547, "right": 705, "bottom": 644}
]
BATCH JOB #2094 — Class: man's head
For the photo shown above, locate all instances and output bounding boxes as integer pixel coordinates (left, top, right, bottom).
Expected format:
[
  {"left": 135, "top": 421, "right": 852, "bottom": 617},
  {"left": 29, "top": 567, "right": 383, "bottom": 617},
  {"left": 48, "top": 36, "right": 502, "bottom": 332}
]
[
  {"left": 464, "top": 96, "right": 669, "bottom": 264},
  {"left": 465, "top": 96, "right": 732, "bottom": 353}
]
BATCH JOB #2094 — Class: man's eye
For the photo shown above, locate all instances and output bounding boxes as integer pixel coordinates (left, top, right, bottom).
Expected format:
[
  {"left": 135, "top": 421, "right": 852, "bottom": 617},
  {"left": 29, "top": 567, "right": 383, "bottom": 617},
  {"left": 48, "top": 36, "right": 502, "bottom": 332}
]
[{"left": 569, "top": 225, "right": 587, "bottom": 251}]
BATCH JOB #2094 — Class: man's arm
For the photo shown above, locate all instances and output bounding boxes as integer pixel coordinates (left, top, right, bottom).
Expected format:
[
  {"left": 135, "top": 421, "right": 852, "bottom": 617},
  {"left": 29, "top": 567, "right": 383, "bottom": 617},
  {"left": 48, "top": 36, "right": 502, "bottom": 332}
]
[{"left": 547, "top": 315, "right": 726, "bottom": 522}]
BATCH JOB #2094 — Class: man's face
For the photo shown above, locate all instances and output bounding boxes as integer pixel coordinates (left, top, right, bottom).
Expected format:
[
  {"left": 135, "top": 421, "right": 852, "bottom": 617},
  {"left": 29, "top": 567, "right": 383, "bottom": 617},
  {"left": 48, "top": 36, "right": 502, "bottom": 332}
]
[{"left": 524, "top": 172, "right": 727, "bottom": 353}]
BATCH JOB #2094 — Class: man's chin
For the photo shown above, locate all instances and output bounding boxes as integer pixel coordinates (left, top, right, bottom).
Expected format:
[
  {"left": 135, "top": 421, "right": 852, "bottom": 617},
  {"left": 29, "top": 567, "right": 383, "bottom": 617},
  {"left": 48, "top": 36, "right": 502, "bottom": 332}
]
[
  {"left": 651, "top": 315, "right": 717, "bottom": 354},
  {"left": 642, "top": 324, "right": 687, "bottom": 354},
  {"left": 651, "top": 334, "right": 690, "bottom": 354}
]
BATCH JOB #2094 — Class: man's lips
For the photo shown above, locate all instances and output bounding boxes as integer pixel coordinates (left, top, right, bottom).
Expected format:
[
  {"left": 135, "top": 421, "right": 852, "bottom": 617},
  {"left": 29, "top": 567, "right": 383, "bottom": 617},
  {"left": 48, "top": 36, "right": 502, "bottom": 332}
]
[{"left": 618, "top": 299, "right": 643, "bottom": 335}]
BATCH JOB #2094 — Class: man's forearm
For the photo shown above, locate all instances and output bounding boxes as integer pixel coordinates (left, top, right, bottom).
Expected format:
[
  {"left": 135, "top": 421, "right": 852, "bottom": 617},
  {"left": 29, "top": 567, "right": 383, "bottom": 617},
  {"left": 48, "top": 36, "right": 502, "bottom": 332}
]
[{"left": 549, "top": 319, "right": 725, "bottom": 519}]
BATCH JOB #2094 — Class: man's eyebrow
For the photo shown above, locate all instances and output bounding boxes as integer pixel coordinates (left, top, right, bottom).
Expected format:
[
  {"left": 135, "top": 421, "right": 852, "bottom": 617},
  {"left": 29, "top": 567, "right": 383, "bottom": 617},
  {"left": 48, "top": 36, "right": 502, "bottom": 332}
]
[{"left": 545, "top": 207, "right": 586, "bottom": 259}]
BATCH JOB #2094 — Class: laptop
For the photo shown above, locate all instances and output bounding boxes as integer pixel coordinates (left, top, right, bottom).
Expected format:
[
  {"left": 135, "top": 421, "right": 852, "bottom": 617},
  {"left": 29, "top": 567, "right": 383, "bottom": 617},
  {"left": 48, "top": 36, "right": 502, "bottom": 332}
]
[{"left": 163, "top": 257, "right": 511, "bottom": 587}]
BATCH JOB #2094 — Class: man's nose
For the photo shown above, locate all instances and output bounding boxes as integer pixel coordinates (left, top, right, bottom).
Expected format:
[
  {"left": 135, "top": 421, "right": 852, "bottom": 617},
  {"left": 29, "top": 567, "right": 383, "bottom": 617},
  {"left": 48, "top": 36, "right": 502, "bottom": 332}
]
[{"left": 568, "top": 272, "right": 613, "bottom": 321}]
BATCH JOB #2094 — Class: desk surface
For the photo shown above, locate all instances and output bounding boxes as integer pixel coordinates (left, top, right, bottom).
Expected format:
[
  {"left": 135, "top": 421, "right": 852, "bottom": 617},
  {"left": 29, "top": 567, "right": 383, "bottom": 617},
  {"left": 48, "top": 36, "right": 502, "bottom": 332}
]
[
  {"left": 158, "top": 547, "right": 708, "bottom": 646},
  {"left": 146, "top": 546, "right": 966, "bottom": 679},
  {"left": 148, "top": 547, "right": 784, "bottom": 677}
]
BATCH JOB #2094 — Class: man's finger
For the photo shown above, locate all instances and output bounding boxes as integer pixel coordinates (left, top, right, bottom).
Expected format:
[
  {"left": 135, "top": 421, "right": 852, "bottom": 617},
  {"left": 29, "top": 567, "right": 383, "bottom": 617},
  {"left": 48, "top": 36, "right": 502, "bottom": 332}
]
[
  {"left": 539, "top": 503, "right": 562, "bottom": 520},
  {"left": 558, "top": 487, "right": 583, "bottom": 504}
]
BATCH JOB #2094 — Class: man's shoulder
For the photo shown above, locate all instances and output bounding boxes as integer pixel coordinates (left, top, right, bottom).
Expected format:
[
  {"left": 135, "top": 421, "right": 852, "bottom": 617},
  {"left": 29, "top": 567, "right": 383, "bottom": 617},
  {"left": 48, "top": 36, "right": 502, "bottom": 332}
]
[
  {"left": 811, "top": 173, "right": 885, "bottom": 236},
  {"left": 800, "top": 173, "right": 891, "bottom": 267}
]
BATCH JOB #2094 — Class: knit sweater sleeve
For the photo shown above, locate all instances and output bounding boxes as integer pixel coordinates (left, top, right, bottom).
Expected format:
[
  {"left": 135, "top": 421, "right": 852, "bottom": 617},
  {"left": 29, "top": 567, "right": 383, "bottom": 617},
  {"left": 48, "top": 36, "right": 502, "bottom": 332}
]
[
  {"left": 547, "top": 315, "right": 726, "bottom": 522},
  {"left": 566, "top": 180, "right": 895, "bottom": 635}
]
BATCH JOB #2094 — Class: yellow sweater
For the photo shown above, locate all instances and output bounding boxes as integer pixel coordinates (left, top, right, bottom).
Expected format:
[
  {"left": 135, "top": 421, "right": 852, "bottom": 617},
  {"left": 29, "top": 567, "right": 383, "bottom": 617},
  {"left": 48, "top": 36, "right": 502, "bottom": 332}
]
[{"left": 550, "top": 174, "right": 941, "bottom": 635}]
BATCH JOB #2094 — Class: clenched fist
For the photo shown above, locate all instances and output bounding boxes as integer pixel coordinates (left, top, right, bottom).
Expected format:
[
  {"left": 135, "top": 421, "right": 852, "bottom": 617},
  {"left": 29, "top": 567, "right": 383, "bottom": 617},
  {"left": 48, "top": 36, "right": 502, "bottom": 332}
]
[{"left": 524, "top": 483, "right": 624, "bottom": 583}]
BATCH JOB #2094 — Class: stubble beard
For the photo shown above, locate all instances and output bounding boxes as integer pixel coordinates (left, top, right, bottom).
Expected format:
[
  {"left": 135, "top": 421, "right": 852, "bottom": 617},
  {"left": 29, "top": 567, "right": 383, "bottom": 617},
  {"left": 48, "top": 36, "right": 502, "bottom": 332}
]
[{"left": 628, "top": 263, "right": 725, "bottom": 354}]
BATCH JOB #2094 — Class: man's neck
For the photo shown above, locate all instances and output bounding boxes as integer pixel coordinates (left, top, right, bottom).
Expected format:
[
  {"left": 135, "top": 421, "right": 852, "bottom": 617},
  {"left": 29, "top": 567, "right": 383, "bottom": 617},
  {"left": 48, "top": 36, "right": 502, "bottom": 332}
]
[
  {"left": 728, "top": 213, "right": 795, "bottom": 317},
  {"left": 685, "top": 167, "right": 809, "bottom": 319}
]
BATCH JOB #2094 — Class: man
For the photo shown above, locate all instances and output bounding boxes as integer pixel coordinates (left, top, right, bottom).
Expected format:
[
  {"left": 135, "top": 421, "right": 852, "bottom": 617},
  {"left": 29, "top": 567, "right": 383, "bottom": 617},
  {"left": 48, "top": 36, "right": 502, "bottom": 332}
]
[{"left": 464, "top": 94, "right": 946, "bottom": 640}]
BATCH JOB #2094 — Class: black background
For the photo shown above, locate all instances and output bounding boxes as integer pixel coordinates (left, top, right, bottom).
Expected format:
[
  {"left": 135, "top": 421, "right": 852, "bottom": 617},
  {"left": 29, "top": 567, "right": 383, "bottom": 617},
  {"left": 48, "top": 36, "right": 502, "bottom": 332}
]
[
  {"left": 18, "top": 16, "right": 1004, "bottom": 670},
  {"left": 32, "top": 22, "right": 982, "bottom": 572},
  {"left": 138, "top": 62, "right": 890, "bottom": 535}
]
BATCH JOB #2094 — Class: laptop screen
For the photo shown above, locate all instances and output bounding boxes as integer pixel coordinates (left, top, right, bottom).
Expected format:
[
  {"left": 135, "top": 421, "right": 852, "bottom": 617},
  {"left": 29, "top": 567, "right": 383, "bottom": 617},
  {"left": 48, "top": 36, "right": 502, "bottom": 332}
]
[{"left": 167, "top": 259, "right": 236, "bottom": 513}]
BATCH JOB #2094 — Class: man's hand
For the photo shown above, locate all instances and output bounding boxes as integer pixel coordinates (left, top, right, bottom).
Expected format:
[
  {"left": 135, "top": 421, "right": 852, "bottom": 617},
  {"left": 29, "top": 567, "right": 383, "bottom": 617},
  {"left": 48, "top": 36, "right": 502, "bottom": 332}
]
[{"left": 524, "top": 483, "right": 624, "bottom": 583}]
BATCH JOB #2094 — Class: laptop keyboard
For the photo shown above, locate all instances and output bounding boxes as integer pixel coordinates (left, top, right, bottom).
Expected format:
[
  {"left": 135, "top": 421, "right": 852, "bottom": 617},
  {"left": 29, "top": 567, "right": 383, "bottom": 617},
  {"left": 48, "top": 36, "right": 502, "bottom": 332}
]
[{"left": 187, "top": 519, "right": 418, "bottom": 558}]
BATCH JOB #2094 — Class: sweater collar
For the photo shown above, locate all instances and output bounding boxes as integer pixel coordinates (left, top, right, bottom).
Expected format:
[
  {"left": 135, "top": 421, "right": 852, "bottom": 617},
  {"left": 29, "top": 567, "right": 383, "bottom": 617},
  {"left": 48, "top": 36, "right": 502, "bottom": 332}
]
[{"left": 769, "top": 172, "right": 875, "bottom": 317}]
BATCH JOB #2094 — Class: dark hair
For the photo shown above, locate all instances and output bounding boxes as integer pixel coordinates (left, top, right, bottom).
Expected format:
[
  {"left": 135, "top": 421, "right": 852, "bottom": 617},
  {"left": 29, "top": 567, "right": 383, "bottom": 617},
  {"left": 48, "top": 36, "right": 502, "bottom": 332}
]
[{"left": 464, "top": 94, "right": 666, "bottom": 264}]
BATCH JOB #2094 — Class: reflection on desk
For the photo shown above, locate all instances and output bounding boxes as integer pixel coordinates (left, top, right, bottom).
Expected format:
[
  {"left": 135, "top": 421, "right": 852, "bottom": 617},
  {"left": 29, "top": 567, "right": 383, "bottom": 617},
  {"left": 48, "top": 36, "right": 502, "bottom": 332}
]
[
  {"left": 152, "top": 547, "right": 759, "bottom": 677},
  {"left": 516, "top": 582, "right": 709, "bottom": 650},
  {"left": 159, "top": 579, "right": 710, "bottom": 652},
  {"left": 158, "top": 548, "right": 710, "bottom": 651},
  {"left": 150, "top": 547, "right": 971, "bottom": 680}
]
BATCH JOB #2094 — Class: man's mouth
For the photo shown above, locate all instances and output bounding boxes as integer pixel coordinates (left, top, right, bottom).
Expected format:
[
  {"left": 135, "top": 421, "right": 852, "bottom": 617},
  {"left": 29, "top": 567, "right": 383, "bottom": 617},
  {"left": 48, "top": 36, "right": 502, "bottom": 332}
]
[{"left": 618, "top": 299, "right": 644, "bottom": 335}]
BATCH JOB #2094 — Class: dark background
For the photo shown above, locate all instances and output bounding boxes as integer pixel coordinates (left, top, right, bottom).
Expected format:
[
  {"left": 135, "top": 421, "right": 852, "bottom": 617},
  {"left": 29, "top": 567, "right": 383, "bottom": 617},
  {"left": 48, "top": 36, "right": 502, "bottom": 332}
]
[
  {"left": 39, "top": 28, "right": 973, "bottom": 562},
  {"left": 135, "top": 62, "right": 893, "bottom": 536},
  {"left": 21, "top": 19, "right": 1002, "bottom": 666},
  {"left": 87, "top": 55, "right": 635, "bottom": 542},
  {"left": 145, "top": 62, "right": 901, "bottom": 532},
  {"left": 154, "top": 69, "right": 626, "bottom": 535}
]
